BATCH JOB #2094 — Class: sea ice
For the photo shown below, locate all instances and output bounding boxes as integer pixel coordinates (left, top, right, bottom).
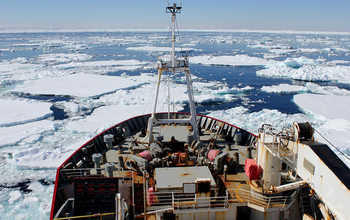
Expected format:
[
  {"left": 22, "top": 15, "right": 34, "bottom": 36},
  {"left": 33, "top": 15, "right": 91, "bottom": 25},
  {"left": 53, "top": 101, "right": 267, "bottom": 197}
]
[
  {"left": 13, "top": 146, "right": 76, "bottom": 169},
  {"left": 269, "top": 49, "right": 298, "bottom": 54},
  {"left": 190, "top": 55, "right": 268, "bottom": 66},
  {"left": 56, "top": 59, "right": 147, "bottom": 70},
  {"left": 126, "top": 45, "right": 197, "bottom": 52},
  {"left": 9, "top": 191, "right": 22, "bottom": 204},
  {"left": 265, "top": 57, "right": 324, "bottom": 69},
  {"left": 0, "top": 59, "right": 43, "bottom": 76},
  {"left": 294, "top": 94, "right": 350, "bottom": 121},
  {"left": 261, "top": 82, "right": 350, "bottom": 95},
  {"left": 261, "top": 84, "right": 307, "bottom": 93},
  {"left": 298, "top": 48, "right": 322, "bottom": 53},
  {"left": 257, "top": 64, "right": 350, "bottom": 83},
  {"left": 248, "top": 42, "right": 292, "bottom": 50},
  {"left": 28, "top": 182, "right": 46, "bottom": 192},
  {"left": 207, "top": 106, "right": 314, "bottom": 135},
  {"left": 66, "top": 104, "right": 154, "bottom": 133},
  {"left": 36, "top": 53, "right": 93, "bottom": 63},
  {"left": 0, "top": 99, "right": 53, "bottom": 127},
  {"left": 314, "top": 118, "right": 350, "bottom": 167},
  {"left": 8, "top": 73, "right": 156, "bottom": 98},
  {"left": 0, "top": 120, "right": 57, "bottom": 147}
]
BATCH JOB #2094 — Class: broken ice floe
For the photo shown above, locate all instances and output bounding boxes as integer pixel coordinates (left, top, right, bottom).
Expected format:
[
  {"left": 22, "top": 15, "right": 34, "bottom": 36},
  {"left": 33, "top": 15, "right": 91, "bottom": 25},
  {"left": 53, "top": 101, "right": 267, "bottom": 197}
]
[{"left": 190, "top": 55, "right": 268, "bottom": 66}]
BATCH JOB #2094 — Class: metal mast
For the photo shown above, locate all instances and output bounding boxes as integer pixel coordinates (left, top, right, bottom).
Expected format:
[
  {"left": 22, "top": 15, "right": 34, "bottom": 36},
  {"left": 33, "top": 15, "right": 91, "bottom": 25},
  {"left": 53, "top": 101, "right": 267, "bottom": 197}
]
[{"left": 146, "top": 3, "right": 199, "bottom": 143}]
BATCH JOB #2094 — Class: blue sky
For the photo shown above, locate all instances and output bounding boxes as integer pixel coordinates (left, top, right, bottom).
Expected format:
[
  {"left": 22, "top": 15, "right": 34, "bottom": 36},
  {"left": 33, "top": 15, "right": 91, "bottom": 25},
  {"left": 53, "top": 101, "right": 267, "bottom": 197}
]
[{"left": 1, "top": 0, "right": 350, "bottom": 32}]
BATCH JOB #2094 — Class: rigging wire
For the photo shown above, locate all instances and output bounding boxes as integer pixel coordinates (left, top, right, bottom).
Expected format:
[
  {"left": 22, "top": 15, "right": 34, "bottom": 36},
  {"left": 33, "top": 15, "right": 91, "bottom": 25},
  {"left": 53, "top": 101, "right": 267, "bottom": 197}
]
[
  {"left": 175, "top": 17, "right": 186, "bottom": 57},
  {"left": 314, "top": 128, "right": 350, "bottom": 161},
  {"left": 142, "top": 79, "right": 158, "bottom": 115}
]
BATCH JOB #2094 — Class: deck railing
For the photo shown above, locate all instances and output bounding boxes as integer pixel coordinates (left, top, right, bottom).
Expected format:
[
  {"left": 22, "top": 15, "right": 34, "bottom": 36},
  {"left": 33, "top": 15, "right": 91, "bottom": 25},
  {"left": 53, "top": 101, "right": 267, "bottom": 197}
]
[
  {"left": 228, "top": 188, "right": 298, "bottom": 209},
  {"left": 147, "top": 192, "right": 229, "bottom": 211},
  {"left": 147, "top": 189, "right": 297, "bottom": 212},
  {"left": 60, "top": 167, "right": 129, "bottom": 180},
  {"left": 60, "top": 167, "right": 104, "bottom": 180}
]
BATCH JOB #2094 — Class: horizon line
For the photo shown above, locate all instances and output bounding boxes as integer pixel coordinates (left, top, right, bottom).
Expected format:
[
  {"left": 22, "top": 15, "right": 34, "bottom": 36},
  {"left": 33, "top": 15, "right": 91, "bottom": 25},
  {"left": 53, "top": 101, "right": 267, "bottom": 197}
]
[{"left": 1, "top": 28, "right": 350, "bottom": 35}]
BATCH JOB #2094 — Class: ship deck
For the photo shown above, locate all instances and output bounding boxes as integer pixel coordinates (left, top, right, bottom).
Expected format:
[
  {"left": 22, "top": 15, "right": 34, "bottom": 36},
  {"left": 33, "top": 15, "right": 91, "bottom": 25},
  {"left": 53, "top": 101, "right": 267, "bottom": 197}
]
[{"left": 50, "top": 113, "right": 258, "bottom": 219}]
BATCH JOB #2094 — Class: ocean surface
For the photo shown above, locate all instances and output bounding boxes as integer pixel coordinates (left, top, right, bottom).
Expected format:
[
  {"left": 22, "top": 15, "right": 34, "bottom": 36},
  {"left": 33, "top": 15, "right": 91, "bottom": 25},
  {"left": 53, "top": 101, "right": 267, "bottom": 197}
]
[{"left": 1, "top": 30, "right": 350, "bottom": 219}]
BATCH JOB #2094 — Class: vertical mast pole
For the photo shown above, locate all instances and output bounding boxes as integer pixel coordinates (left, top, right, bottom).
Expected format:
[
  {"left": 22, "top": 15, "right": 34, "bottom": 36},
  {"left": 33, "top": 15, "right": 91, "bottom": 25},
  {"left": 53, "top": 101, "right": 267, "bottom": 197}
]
[
  {"left": 171, "top": 5, "right": 176, "bottom": 70},
  {"left": 168, "top": 78, "right": 170, "bottom": 119}
]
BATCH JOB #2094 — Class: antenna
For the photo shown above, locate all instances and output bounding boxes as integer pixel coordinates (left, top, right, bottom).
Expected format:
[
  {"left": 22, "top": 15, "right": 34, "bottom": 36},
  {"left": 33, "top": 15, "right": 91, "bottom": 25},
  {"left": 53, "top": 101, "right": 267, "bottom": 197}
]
[{"left": 166, "top": 3, "right": 182, "bottom": 14}]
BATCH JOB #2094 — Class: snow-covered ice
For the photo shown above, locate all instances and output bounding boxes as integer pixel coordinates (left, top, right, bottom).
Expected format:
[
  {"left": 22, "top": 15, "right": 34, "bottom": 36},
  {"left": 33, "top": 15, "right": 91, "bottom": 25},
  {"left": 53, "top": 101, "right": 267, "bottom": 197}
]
[
  {"left": 0, "top": 99, "right": 53, "bottom": 127},
  {"left": 56, "top": 59, "right": 147, "bottom": 70},
  {"left": 36, "top": 53, "right": 93, "bottom": 63},
  {"left": 126, "top": 45, "right": 197, "bottom": 52},
  {"left": 9, "top": 191, "right": 22, "bottom": 204},
  {"left": 315, "top": 119, "right": 350, "bottom": 156},
  {"left": 0, "top": 120, "right": 56, "bottom": 147},
  {"left": 258, "top": 64, "right": 350, "bottom": 83},
  {"left": 206, "top": 106, "right": 314, "bottom": 135},
  {"left": 261, "top": 84, "right": 307, "bottom": 93},
  {"left": 261, "top": 82, "right": 350, "bottom": 95},
  {"left": 13, "top": 146, "right": 76, "bottom": 169},
  {"left": 294, "top": 94, "right": 350, "bottom": 121},
  {"left": 190, "top": 55, "right": 268, "bottom": 66},
  {"left": 9, "top": 73, "right": 156, "bottom": 98}
]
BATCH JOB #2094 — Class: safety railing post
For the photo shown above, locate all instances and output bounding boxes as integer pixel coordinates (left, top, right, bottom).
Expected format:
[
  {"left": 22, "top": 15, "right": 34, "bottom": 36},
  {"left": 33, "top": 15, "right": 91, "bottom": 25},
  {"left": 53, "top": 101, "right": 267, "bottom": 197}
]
[{"left": 267, "top": 197, "right": 271, "bottom": 208}]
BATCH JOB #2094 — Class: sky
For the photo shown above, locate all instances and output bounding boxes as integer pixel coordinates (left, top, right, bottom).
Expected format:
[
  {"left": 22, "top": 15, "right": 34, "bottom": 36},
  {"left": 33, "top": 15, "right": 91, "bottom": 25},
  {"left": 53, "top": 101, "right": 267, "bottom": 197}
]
[{"left": 1, "top": 0, "right": 350, "bottom": 32}]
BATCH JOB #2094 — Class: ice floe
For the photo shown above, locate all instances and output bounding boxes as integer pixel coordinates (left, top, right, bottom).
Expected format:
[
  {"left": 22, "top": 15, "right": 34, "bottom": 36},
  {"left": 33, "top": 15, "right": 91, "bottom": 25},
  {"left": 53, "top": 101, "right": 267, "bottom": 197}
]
[
  {"left": 126, "top": 45, "right": 197, "bottom": 52},
  {"left": 0, "top": 59, "right": 44, "bottom": 76},
  {"left": 261, "top": 82, "right": 350, "bottom": 95},
  {"left": 0, "top": 99, "right": 53, "bottom": 127},
  {"left": 295, "top": 98, "right": 350, "bottom": 167},
  {"left": 315, "top": 119, "right": 350, "bottom": 158},
  {"left": 28, "top": 182, "right": 46, "bottom": 192},
  {"left": 0, "top": 120, "right": 57, "bottom": 147},
  {"left": 0, "top": 55, "right": 149, "bottom": 86},
  {"left": 294, "top": 94, "right": 350, "bottom": 121},
  {"left": 258, "top": 64, "right": 350, "bottom": 83},
  {"left": 8, "top": 73, "right": 156, "bottom": 98},
  {"left": 207, "top": 106, "right": 313, "bottom": 135},
  {"left": 261, "top": 84, "right": 307, "bottom": 93},
  {"left": 36, "top": 53, "right": 93, "bottom": 63},
  {"left": 298, "top": 48, "right": 322, "bottom": 53},
  {"left": 13, "top": 146, "right": 76, "bottom": 169},
  {"left": 9, "top": 191, "right": 22, "bottom": 204},
  {"left": 265, "top": 57, "right": 325, "bottom": 69},
  {"left": 66, "top": 104, "right": 161, "bottom": 133},
  {"left": 56, "top": 59, "right": 147, "bottom": 70},
  {"left": 190, "top": 55, "right": 268, "bottom": 66},
  {"left": 0, "top": 183, "right": 54, "bottom": 219}
]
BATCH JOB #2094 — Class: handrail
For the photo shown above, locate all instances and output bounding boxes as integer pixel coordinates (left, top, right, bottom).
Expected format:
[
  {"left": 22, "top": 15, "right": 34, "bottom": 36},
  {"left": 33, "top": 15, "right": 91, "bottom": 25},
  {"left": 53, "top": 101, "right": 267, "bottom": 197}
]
[
  {"left": 60, "top": 167, "right": 105, "bottom": 180},
  {"left": 227, "top": 188, "right": 298, "bottom": 209},
  {"left": 53, "top": 212, "right": 114, "bottom": 220},
  {"left": 60, "top": 167, "right": 133, "bottom": 181},
  {"left": 147, "top": 192, "right": 228, "bottom": 210},
  {"left": 53, "top": 198, "right": 74, "bottom": 219}
]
